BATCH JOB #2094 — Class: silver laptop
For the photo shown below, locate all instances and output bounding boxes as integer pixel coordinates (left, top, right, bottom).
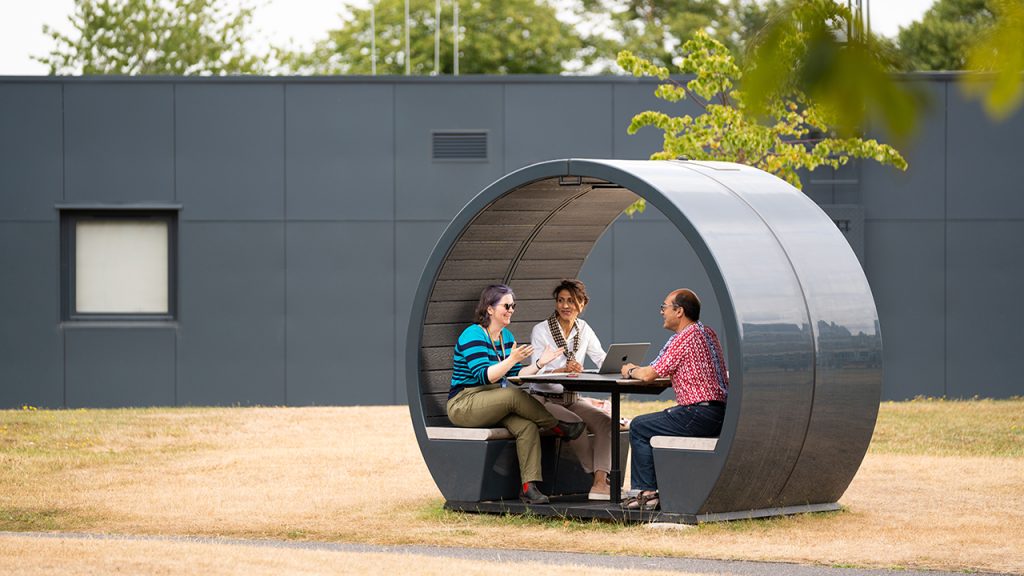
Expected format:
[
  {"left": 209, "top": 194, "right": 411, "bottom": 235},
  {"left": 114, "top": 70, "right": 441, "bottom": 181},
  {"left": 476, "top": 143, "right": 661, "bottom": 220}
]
[{"left": 585, "top": 342, "right": 650, "bottom": 374}]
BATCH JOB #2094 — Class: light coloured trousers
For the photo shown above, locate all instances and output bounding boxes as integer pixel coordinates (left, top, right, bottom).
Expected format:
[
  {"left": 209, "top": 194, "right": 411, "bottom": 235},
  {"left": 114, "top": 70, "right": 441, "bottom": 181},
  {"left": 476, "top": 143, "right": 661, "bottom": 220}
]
[
  {"left": 533, "top": 395, "right": 612, "bottom": 474},
  {"left": 447, "top": 384, "right": 558, "bottom": 484}
]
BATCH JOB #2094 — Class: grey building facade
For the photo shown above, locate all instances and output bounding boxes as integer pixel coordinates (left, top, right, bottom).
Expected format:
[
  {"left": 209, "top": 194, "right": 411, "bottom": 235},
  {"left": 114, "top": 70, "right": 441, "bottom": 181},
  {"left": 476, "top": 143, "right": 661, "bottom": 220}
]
[{"left": 0, "top": 74, "right": 1021, "bottom": 408}]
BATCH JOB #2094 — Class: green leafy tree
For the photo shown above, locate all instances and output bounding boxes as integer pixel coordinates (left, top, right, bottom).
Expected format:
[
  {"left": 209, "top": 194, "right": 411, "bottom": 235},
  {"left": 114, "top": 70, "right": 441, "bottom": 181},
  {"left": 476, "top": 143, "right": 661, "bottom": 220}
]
[
  {"left": 962, "top": 0, "right": 1024, "bottom": 119},
  {"left": 897, "top": 0, "right": 995, "bottom": 71},
  {"left": 574, "top": 0, "right": 780, "bottom": 70},
  {"left": 35, "top": 0, "right": 263, "bottom": 75},
  {"left": 617, "top": 31, "right": 907, "bottom": 213},
  {"left": 282, "top": 0, "right": 581, "bottom": 75}
]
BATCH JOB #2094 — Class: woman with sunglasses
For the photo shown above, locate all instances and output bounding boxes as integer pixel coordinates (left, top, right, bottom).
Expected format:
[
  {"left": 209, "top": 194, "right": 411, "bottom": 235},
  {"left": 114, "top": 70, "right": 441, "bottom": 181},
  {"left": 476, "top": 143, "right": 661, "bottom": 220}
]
[
  {"left": 529, "top": 279, "right": 614, "bottom": 500},
  {"left": 446, "top": 283, "right": 585, "bottom": 505}
]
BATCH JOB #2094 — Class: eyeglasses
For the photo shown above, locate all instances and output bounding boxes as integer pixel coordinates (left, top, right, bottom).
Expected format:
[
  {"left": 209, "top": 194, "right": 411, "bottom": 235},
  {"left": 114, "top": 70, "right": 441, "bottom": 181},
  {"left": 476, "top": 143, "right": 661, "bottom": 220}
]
[
  {"left": 500, "top": 303, "right": 516, "bottom": 311},
  {"left": 659, "top": 303, "right": 680, "bottom": 312}
]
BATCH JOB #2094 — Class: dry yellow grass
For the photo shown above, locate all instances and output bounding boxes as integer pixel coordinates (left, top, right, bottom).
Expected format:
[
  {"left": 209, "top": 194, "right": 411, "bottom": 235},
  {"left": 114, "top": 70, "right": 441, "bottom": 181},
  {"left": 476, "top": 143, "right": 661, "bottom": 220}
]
[{"left": 1, "top": 400, "right": 1023, "bottom": 574}]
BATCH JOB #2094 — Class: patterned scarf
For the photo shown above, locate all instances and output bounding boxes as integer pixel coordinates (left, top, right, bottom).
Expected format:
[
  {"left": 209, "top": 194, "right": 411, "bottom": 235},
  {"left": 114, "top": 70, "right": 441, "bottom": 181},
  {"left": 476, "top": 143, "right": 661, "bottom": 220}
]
[
  {"left": 541, "top": 314, "right": 580, "bottom": 405},
  {"left": 547, "top": 314, "right": 580, "bottom": 360}
]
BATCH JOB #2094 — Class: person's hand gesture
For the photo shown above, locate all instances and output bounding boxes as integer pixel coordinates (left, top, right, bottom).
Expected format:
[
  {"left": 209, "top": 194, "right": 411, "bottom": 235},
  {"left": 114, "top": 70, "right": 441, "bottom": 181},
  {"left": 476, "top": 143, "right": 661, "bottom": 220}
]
[
  {"left": 510, "top": 343, "right": 534, "bottom": 364},
  {"left": 539, "top": 345, "right": 564, "bottom": 367},
  {"left": 565, "top": 359, "right": 583, "bottom": 373}
]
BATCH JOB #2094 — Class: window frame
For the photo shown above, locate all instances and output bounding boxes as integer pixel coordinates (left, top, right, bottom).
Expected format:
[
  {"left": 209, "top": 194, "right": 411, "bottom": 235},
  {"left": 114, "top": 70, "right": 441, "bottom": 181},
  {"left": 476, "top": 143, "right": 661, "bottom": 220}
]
[{"left": 60, "top": 206, "right": 179, "bottom": 322}]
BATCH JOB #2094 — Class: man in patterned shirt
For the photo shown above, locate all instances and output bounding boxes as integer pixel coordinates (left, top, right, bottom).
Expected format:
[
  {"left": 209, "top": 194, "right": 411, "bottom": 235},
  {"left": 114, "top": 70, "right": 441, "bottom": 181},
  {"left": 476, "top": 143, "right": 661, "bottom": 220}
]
[{"left": 619, "top": 288, "right": 728, "bottom": 510}]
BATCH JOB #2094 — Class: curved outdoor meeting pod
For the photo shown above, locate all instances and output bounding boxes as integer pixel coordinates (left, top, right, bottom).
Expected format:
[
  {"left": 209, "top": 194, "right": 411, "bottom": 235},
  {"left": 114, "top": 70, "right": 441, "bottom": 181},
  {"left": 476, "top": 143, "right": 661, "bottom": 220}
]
[{"left": 406, "top": 159, "right": 882, "bottom": 522}]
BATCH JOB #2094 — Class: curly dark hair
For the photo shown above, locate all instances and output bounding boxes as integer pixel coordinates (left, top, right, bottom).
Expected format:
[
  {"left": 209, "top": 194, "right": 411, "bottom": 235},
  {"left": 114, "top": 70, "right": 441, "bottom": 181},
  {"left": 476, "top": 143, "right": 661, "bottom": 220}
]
[{"left": 552, "top": 279, "right": 589, "bottom": 311}]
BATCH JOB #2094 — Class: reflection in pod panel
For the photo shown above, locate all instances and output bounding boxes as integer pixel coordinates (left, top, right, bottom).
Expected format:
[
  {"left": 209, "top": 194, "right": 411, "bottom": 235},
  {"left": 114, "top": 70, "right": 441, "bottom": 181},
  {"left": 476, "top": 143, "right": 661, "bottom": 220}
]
[{"left": 682, "top": 163, "right": 881, "bottom": 506}]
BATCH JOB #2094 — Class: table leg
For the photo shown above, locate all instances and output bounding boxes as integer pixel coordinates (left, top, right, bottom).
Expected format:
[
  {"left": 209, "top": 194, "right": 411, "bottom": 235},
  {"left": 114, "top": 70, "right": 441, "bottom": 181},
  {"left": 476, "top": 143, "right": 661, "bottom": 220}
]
[{"left": 610, "top": 391, "right": 621, "bottom": 503}]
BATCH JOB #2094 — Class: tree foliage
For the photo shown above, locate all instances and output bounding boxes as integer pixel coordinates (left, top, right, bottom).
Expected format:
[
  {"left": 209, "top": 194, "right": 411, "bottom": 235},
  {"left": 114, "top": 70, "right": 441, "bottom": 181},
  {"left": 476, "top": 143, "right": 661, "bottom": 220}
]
[
  {"left": 35, "top": 0, "right": 263, "bottom": 75},
  {"left": 281, "top": 0, "right": 581, "bottom": 75},
  {"left": 897, "top": 0, "right": 994, "bottom": 71},
  {"left": 573, "top": 0, "right": 781, "bottom": 70},
  {"left": 741, "top": 0, "right": 922, "bottom": 139},
  {"left": 962, "top": 0, "right": 1024, "bottom": 119},
  {"left": 617, "top": 31, "right": 906, "bottom": 213}
]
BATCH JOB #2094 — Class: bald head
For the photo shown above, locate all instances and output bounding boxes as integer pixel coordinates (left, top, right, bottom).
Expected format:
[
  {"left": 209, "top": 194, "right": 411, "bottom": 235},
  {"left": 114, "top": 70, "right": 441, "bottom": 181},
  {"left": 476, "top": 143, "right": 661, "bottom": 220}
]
[{"left": 670, "top": 289, "right": 701, "bottom": 322}]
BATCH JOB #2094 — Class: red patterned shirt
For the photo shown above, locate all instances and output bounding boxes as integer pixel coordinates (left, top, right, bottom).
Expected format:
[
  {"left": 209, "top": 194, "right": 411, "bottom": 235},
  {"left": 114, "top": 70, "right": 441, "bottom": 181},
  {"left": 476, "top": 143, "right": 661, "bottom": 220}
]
[{"left": 650, "top": 322, "right": 729, "bottom": 406}]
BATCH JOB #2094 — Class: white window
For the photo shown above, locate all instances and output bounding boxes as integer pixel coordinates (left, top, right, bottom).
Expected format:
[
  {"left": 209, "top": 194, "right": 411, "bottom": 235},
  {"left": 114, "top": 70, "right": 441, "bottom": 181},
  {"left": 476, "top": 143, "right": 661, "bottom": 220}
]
[{"left": 62, "top": 210, "right": 176, "bottom": 320}]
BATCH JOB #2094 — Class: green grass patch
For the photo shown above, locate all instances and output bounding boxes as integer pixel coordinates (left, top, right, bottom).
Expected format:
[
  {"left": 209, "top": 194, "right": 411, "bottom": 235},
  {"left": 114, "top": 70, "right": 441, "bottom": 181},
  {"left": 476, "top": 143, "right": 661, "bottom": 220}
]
[
  {"left": 870, "top": 397, "right": 1024, "bottom": 457},
  {"left": 0, "top": 506, "right": 96, "bottom": 531}
]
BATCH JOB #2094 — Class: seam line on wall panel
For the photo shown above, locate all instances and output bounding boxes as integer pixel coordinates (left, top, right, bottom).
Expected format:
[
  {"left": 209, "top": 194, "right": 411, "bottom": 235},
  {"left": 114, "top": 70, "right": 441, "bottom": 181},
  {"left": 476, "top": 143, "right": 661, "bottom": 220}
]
[
  {"left": 283, "top": 84, "right": 289, "bottom": 406},
  {"left": 393, "top": 83, "right": 399, "bottom": 406},
  {"left": 61, "top": 82, "right": 67, "bottom": 408},
  {"left": 610, "top": 84, "right": 615, "bottom": 158},
  {"left": 172, "top": 83, "right": 178, "bottom": 406},
  {"left": 943, "top": 81, "right": 949, "bottom": 398}
]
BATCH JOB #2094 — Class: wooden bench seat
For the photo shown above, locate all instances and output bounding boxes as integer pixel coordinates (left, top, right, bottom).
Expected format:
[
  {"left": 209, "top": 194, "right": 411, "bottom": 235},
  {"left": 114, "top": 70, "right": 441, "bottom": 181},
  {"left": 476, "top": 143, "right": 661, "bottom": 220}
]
[
  {"left": 425, "top": 426, "right": 514, "bottom": 441},
  {"left": 651, "top": 436, "right": 718, "bottom": 451}
]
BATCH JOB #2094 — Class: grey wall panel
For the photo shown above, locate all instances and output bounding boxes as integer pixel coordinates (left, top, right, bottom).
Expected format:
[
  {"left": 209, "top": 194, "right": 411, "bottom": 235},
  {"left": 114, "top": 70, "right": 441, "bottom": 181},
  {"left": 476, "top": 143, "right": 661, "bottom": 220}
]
[
  {"left": 0, "top": 222, "right": 62, "bottom": 408},
  {"left": 395, "top": 84, "right": 505, "bottom": 221},
  {"left": 947, "top": 84, "right": 1024, "bottom": 219},
  {"left": 177, "top": 222, "right": 285, "bottom": 405},
  {"left": 286, "top": 84, "right": 395, "bottom": 220},
  {"left": 504, "top": 83, "right": 613, "bottom": 172},
  {"left": 576, "top": 225, "right": 613, "bottom": 366},
  {"left": 612, "top": 83, "right": 703, "bottom": 161},
  {"left": 64, "top": 327, "right": 175, "bottom": 407},
  {"left": 396, "top": 221, "right": 448, "bottom": 404},
  {"left": 861, "top": 81, "right": 947, "bottom": 220},
  {"left": 946, "top": 221, "right": 1024, "bottom": 398},
  {"left": 286, "top": 222, "right": 395, "bottom": 405},
  {"left": 176, "top": 84, "right": 284, "bottom": 220},
  {"left": 864, "top": 221, "right": 945, "bottom": 399},
  {"left": 0, "top": 84, "right": 62, "bottom": 220},
  {"left": 64, "top": 83, "right": 174, "bottom": 203}
]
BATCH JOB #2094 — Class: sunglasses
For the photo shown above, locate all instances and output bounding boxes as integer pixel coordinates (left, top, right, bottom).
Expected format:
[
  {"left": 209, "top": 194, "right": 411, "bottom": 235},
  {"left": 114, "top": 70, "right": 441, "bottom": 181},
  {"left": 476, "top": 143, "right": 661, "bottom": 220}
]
[{"left": 497, "top": 303, "right": 516, "bottom": 311}]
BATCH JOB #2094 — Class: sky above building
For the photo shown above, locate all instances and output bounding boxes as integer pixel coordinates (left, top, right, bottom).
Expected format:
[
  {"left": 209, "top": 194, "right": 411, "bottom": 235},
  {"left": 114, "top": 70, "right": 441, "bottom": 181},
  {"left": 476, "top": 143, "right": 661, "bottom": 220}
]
[{"left": 0, "top": 0, "right": 936, "bottom": 75}]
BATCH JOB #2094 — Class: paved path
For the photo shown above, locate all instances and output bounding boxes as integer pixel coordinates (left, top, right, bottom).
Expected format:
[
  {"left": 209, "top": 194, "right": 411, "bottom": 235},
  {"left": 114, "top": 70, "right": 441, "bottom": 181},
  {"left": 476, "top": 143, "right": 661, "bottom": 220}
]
[{"left": 2, "top": 531, "right": 1009, "bottom": 576}]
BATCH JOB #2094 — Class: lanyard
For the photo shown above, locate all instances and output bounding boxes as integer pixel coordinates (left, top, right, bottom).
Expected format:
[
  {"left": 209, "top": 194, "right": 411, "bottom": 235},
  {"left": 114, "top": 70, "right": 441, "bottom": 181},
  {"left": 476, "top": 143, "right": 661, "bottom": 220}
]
[{"left": 483, "top": 325, "right": 506, "bottom": 362}]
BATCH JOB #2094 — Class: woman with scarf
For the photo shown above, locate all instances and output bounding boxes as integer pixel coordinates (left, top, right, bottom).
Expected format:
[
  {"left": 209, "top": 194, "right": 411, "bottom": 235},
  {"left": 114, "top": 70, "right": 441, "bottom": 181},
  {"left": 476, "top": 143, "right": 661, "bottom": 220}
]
[{"left": 529, "top": 279, "right": 614, "bottom": 500}]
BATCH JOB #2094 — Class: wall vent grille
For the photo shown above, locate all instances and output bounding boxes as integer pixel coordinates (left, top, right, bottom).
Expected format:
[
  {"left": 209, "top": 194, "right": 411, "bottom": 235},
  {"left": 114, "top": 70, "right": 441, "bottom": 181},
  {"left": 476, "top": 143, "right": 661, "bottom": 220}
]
[{"left": 432, "top": 131, "right": 488, "bottom": 161}]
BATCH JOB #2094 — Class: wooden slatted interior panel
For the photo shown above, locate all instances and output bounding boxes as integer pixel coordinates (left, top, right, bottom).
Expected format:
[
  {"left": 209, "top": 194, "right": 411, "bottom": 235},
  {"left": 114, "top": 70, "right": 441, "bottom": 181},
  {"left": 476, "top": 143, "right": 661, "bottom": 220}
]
[
  {"left": 422, "top": 370, "right": 453, "bottom": 394},
  {"left": 515, "top": 259, "right": 586, "bottom": 279},
  {"left": 522, "top": 241, "right": 594, "bottom": 260},
  {"left": 472, "top": 210, "right": 550, "bottom": 226},
  {"left": 423, "top": 392, "right": 451, "bottom": 418},
  {"left": 418, "top": 180, "right": 640, "bottom": 420},
  {"left": 461, "top": 224, "right": 534, "bottom": 241},
  {"left": 424, "top": 301, "right": 476, "bottom": 325},
  {"left": 430, "top": 280, "right": 503, "bottom": 301},
  {"left": 533, "top": 225, "right": 609, "bottom": 242},
  {"left": 509, "top": 279, "right": 570, "bottom": 299},
  {"left": 422, "top": 323, "right": 467, "bottom": 346},
  {"left": 438, "top": 259, "right": 510, "bottom": 280},
  {"left": 421, "top": 347, "right": 454, "bottom": 370},
  {"left": 448, "top": 241, "right": 523, "bottom": 260}
]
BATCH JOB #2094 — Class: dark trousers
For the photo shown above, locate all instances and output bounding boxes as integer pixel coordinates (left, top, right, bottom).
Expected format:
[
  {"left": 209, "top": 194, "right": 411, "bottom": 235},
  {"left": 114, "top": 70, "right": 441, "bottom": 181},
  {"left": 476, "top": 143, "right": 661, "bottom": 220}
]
[{"left": 629, "top": 403, "right": 725, "bottom": 492}]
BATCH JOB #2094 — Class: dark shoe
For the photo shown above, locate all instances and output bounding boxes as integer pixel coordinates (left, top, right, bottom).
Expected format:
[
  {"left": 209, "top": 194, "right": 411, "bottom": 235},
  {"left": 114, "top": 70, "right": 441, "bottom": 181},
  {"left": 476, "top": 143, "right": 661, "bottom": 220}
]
[
  {"left": 520, "top": 482, "right": 550, "bottom": 505},
  {"left": 553, "top": 420, "right": 586, "bottom": 440}
]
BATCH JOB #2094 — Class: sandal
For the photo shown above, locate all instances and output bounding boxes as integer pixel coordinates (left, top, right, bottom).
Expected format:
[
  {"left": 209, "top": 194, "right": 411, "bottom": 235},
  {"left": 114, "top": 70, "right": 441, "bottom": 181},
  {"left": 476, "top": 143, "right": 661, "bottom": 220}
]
[{"left": 621, "top": 491, "right": 660, "bottom": 510}]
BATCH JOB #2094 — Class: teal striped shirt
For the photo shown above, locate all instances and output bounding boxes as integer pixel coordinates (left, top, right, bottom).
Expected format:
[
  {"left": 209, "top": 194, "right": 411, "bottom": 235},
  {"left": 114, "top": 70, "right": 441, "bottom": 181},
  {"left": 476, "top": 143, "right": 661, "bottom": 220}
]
[{"left": 449, "top": 325, "right": 522, "bottom": 398}]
